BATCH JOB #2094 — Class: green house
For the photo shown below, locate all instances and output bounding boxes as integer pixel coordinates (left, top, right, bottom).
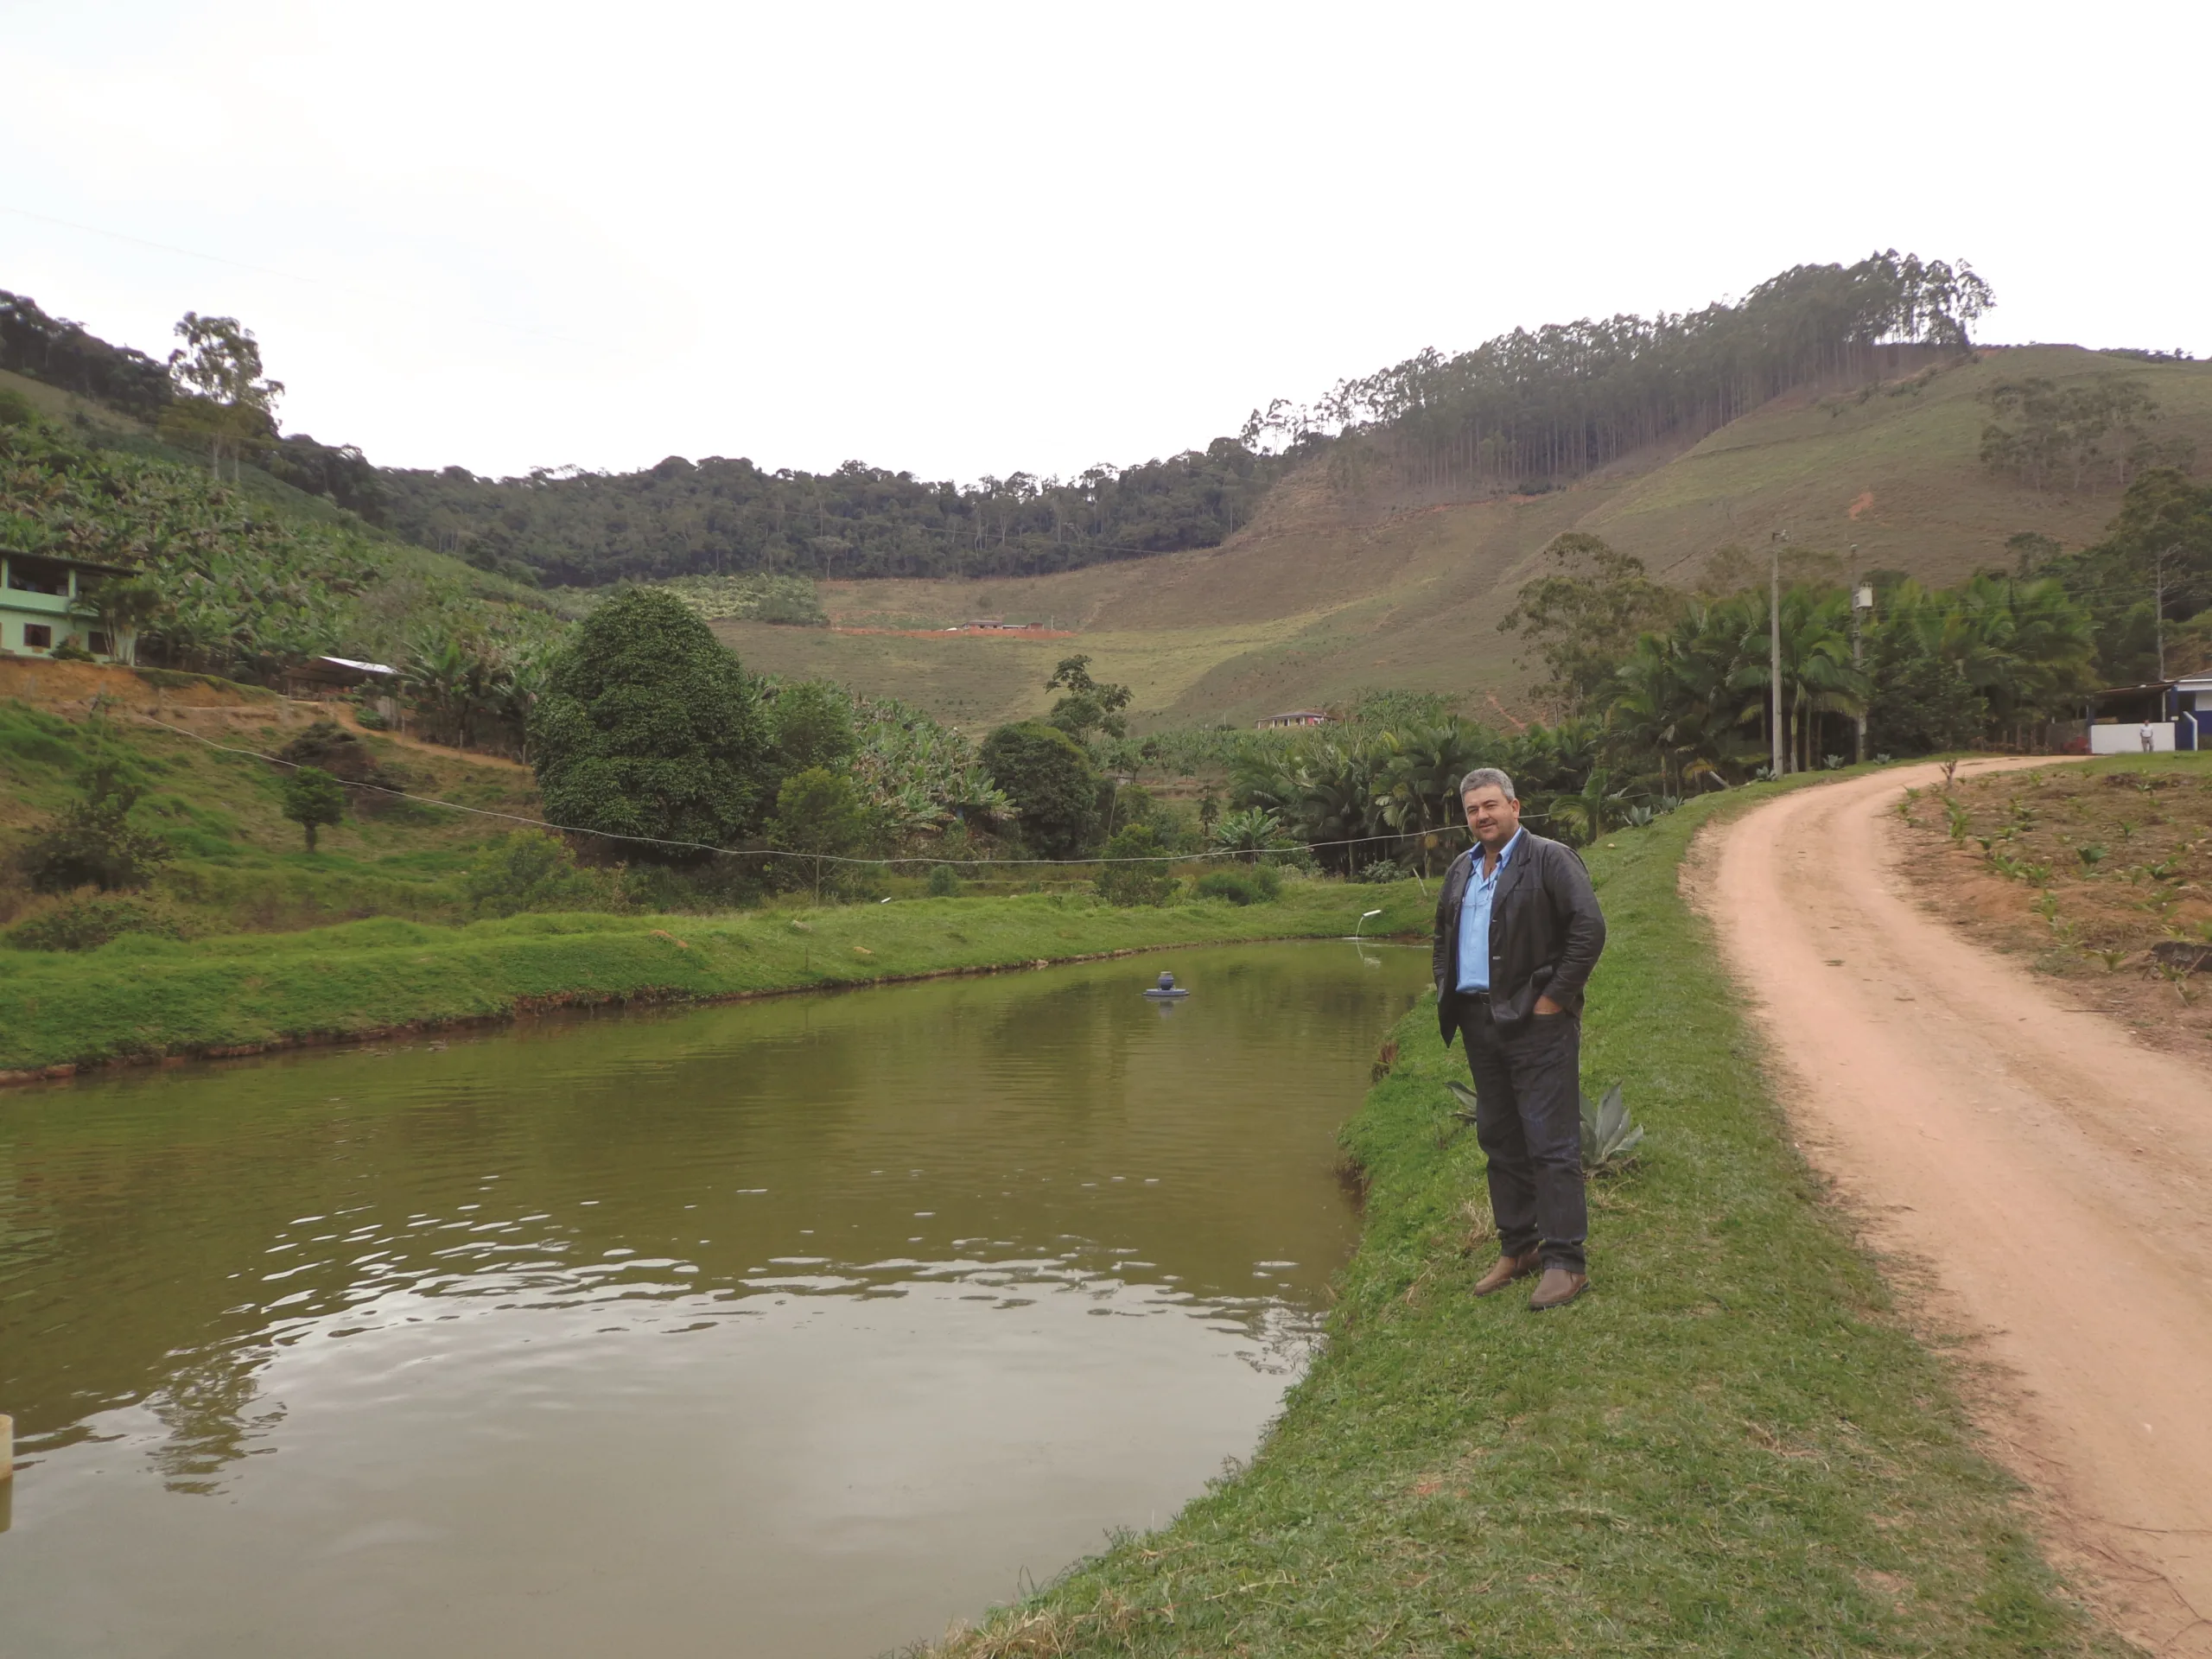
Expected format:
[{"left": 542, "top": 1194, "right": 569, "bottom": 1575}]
[{"left": 0, "top": 551, "right": 137, "bottom": 663}]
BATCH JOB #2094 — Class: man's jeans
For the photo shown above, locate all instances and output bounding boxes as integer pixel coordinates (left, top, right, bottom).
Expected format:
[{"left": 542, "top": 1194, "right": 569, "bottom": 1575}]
[{"left": 1459, "top": 1000, "right": 1588, "bottom": 1274}]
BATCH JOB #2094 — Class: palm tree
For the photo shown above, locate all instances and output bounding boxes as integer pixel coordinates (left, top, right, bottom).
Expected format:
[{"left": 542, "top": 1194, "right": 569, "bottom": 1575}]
[
  {"left": 1294, "top": 739, "right": 1386, "bottom": 872},
  {"left": 1210, "top": 808, "right": 1287, "bottom": 864},
  {"left": 1548, "top": 767, "right": 1631, "bottom": 845},
  {"left": 1729, "top": 588, "right": 1867, "bottom": 772},
  {"left": 1372, "top": 720, "right": 1495, "bottom": 874},
  {"left": 1876, "top": 575, "right": 2094, "bottom": 750}
]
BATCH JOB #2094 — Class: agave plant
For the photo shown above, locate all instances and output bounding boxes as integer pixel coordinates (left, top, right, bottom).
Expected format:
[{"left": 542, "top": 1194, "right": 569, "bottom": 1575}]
[
  {"left": 1580, "top": 1084, "right": 1644, "bottom": 1172},
  {"left": 1446, "top": 1078, "right": 1645, "bottom": 1173}
]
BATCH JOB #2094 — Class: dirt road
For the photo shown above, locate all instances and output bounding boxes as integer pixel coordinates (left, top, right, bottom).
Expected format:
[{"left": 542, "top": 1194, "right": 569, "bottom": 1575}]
[{"left": 1704, "top": 761, "right": 2212, "bottom": 1655}]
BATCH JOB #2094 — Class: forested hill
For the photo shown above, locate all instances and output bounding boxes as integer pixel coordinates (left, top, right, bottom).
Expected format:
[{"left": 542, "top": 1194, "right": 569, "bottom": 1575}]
[
  {"left": 3, "top": 250, "right": 2018, "bottom": 594},
  {"left": 0, "top": 287, "right": 1281, "bottom": 588},
  {"left": 374, "top": 443, "right": 1282, "bottom": 588},
  {"left": 393, "top": 250, "right": 2001, "bottom": 589},
  {"left": 1250, "top": 251, "right": 1999, "bottom": 496}
]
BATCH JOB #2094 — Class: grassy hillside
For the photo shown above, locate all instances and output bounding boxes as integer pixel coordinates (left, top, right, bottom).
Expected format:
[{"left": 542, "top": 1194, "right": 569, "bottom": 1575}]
[
  {"left": 715, "top": 347, "right": 2212, "bottom": 728},
  {"left": 0, "top": 692, "right": 541, "bottom": 938}
]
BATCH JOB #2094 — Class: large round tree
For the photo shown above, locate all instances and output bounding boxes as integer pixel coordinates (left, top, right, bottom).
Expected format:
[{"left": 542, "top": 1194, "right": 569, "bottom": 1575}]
[
  {"left": 530, "top": 588, "right": 770, "bottom": 856},
  {"left": 979, "top": 721, "right": 1099, "bottom": 859}
]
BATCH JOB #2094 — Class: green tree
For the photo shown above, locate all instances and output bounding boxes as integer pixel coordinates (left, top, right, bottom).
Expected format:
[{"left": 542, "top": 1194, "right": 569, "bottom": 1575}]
[
  {"left": 2007, "top": 531, "right": 2061, "bottom": 575},
  {"left": 979, "top": 721, "right": 1099, "bottom": 858},
  {"left": 162, "top": 312, "right": 284, "bottom": 480},
  {"left": 2045, "top": 469, "right": 2212, "bottom": 680},
  {"left": 17, "top": 758, "right": 175, "bottom": 891},
  {"left": 1548, "top": 767, "right": 1631, "bottom": 846},
  {"left": 769, "top": 766, "right": 874, "bottom": 903},
  {"left": 1371, "top": 720, "right": 1497, "bottom": 874},
  {"left": 1044, "top": 654, "right": 1134, "bottom": 742},
  {"left": 1210, "top": 806, "right": 1290, "bottom": 864},
  {"left": 1866, "top": 647, "right": 1988, "bottom": 755},
  {"left": 402, "top": 626, "right": 499, "bottom": 748},
  {"left": 1094, "top": 824, "right": 1177, "bottom": 906},
  {"left": 1600, "top": 604, "right": 1759, "bottom": 798},
  {"left": 281, "top": 766, "right": 346, "bottom": 852},
  {"left": 1979, "top": 374, "right": 2184, "bottom": 493},
  {"left": 529, "top": 588, "right": 770, "bottom": 859},
  {"left": 767, "top": 680, "right": 858, "bottom": 779},
  {"left": 464, "top": 830, "right": 607, "bottom": 917},
  {"left": 1875, "top": 575, "right": 2094, "bottom": 744},
  {"left": 1725, "top": 588, "right": 1868, "bottom": 775},
  {"left": 1498, "top": 534, "right": 1681, "bottom": 717},
  {"left": 88, "top": 574, "right": 162, "bottom": 665},
  {"left": 1230, "top": 738, "right": 1378, "bottom": 873}
]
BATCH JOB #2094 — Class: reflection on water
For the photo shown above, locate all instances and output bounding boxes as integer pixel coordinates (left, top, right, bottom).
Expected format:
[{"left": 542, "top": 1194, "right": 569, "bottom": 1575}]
[{"left": 0, "top": 941, "right": 1425, "bottom": 1658}]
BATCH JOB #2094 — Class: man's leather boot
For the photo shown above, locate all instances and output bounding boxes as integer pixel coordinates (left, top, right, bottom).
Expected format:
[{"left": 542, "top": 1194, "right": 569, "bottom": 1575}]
[
  {"left": 1529, "top": 1267, "right": 1589, "bottom": 1311},
  {"left": 1472, "top": 1249, "right": 1541, "bottom": 1296}
]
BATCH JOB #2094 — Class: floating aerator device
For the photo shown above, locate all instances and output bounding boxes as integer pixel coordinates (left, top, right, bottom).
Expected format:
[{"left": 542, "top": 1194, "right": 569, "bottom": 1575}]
[{"left": 1142, "top": 972, "right": 1190, "bottom": 1000}]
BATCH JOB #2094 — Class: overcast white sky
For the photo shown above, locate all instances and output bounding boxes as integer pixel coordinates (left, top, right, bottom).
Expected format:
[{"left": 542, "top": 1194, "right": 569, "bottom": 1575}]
[{"left": 4, "top": 1, "right": 2204, "bottom": 484}]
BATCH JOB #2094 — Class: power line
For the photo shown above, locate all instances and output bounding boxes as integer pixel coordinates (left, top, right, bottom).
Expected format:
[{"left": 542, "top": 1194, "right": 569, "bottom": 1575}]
[{"left": 133, "top": 714, "right": 1430, "bottom": 869}]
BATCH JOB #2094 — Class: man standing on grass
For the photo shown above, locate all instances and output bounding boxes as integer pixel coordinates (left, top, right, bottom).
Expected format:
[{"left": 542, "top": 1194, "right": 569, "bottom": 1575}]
[{"left": 1433, "top": 767, "right": 1607, "bottom": 1311}]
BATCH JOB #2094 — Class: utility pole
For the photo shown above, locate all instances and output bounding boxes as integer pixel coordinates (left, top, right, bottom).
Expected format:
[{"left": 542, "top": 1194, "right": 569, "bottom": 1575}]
[
  {"left": 2155, "top": 543, "right": 2180, "bottom": 681},
  {"left": 1853, "top": 568, "right": 1875, "bottom": 766},
  {"left": 1770, "top": 530, "right": 1786, "bottom": 777}
]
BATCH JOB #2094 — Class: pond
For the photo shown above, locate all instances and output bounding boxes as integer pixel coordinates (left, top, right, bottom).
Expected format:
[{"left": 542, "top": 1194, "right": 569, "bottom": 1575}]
[{"left": 0, "top": 940, "right": 1428, "bottom": 1658}]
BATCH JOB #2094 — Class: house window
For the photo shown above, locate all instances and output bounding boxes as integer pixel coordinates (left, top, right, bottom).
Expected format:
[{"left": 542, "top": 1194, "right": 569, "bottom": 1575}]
[
  {"left": 5, "top": 560, "right": 67, "bottom": 595},
  {"left": 88, "top": 632, "right": 111, "bottom": 655},
  {"left": 23, "top": 624, "right": 53, "bottom": 649}
]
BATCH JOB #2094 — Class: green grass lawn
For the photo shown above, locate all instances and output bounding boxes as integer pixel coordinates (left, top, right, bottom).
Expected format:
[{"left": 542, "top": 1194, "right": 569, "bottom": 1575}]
[
  {"left": 0, "top": 879, "right": 1433, "bottom": 1077},
  {"left": 925, "top": 784, "right": 2120, "bottom": 1657}
]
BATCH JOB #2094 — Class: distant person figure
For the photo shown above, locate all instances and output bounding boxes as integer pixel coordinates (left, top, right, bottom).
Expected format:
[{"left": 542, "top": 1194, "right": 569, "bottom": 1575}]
[
  {"left": 1433, "top": 768, "right": 1607, "bottom": 1311},
  {"left": 2143, "top": 722, "right": 2157, "bottom": 753}
]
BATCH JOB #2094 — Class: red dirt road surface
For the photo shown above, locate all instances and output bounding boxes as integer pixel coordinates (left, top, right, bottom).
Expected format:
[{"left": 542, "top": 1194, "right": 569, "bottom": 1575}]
[{"left": 1704, "top": 761, "right": 2212, "bottom": 1655}]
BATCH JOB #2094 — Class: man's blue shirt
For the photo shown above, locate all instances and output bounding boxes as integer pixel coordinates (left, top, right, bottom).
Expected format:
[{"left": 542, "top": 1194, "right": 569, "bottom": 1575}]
[{"left": 1456, "top": 829, "right": 1523, "bottom": 993}]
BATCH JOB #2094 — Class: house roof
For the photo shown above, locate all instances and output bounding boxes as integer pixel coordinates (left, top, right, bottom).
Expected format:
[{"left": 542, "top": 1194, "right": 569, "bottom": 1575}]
[
  {"left": 0, "top": 550, "right": 138, "bottom": 576},
  {"left": 2087, "top": 682, "right": 2177, "bottom": 699}
]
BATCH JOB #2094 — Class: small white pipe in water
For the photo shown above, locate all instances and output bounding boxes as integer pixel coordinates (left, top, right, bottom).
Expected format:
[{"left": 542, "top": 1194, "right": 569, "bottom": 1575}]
[
  {"left": 1355, "top": 908, "right": 1383, "bottom": 942},
  {"left": 1, "top": 1412, "right": 12, "bottom": 1482}
]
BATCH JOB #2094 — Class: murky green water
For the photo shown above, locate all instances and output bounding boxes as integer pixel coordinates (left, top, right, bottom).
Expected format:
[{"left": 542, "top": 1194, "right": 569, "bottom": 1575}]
[{"left": 0, "top": 941, "right": 1426, "bottom": 1658}]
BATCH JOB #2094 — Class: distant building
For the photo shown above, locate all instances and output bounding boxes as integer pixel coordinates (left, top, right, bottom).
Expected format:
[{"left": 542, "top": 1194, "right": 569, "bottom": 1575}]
[
  {"left": 1256, "top": 709, "right": 1332, "bottom": 729},
  {"left": 283, "top": 656, "right": 402, "bottom": 723},
  {"left": 960, "top": 619, "right": 1046, "bottom": 632},
  {"left": 0, "top": 551, "right": 138, "bottom": 664},
  {"left": 2077, "top": 679, "right": 2212, "bottom": 752},
  {"left": 283, "top": 656, "right": 398, "bottom": 697}
]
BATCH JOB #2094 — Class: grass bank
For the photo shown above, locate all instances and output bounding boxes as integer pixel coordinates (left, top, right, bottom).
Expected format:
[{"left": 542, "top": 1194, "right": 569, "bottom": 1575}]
[
  {"left": 0, "top": 880, "right": 1432, "bottom": 1080},
  {"left": 928, "top": 784, "right": 2118, "bottom": 1657}
]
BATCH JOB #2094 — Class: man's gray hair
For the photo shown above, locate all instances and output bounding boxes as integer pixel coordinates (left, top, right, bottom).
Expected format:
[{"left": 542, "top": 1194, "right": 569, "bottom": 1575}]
[{"left": 1459, "top": 766, "right": 1516, "bottom": 801}]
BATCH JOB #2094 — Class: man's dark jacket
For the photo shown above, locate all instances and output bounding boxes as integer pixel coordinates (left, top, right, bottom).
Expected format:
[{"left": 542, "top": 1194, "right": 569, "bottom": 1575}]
[{"left": 1431, "top": 830, "right": 1607, "bottom": 1043}]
